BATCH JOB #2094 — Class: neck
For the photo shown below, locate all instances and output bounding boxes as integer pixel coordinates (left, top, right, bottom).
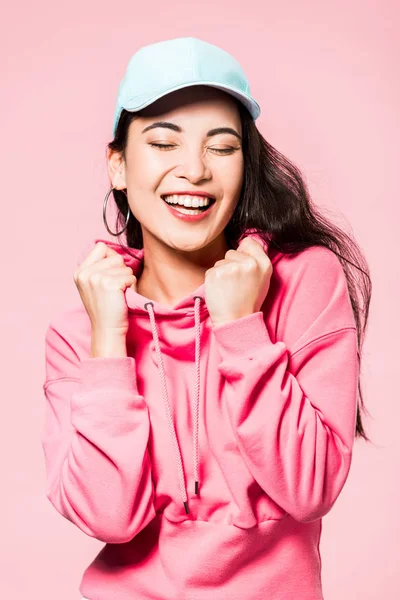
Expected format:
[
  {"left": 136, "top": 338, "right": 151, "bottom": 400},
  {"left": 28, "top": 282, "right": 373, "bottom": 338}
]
[{"left": 136, "top": 230, "right": 231, "bottom": 307}]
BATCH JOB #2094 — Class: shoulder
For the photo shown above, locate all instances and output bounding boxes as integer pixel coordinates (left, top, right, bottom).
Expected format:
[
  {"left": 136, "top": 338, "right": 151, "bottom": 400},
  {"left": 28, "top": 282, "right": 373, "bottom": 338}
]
[
  {"left": 265, "top": 245, "right": 356, "bottom": 354},
  {"left": 44, "top": 302, "right": 91, "bottom": 383},
  {"left": 271, "top": 245, "right": 351, "bottom": 303},
  {"left": 272, "top": 244, "right": 346, "bottom": 285}
]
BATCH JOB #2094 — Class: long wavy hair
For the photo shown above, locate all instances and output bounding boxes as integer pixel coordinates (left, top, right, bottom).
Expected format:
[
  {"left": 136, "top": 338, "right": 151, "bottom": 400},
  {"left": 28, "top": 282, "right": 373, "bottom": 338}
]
[{"left": 107, "top": 100, "right": 372, "bottom": 442}]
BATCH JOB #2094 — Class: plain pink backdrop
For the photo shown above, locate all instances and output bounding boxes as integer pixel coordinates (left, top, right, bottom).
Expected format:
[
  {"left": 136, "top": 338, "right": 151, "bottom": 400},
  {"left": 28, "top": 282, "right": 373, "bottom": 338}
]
[{"left": 1, "top": 0, "right": 397, "bottom": 598}]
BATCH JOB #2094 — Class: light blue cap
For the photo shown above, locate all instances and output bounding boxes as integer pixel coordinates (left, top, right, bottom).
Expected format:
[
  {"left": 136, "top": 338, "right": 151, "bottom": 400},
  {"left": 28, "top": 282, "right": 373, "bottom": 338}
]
[{"left": 112, "top": 36, "right": 261, "bottom": 136}]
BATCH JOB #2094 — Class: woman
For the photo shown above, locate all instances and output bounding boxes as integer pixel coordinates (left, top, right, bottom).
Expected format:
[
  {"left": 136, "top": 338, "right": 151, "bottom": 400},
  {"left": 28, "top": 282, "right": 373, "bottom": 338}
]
[{"left": 41, "top": 37, "right": 371, "bottom": 599}]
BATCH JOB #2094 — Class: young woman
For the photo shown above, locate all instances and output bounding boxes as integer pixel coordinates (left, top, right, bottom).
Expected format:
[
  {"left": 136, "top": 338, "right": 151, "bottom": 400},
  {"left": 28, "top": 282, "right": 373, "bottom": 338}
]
[{"left": 41, "top": 37, "right": 371, "bottom": 600}]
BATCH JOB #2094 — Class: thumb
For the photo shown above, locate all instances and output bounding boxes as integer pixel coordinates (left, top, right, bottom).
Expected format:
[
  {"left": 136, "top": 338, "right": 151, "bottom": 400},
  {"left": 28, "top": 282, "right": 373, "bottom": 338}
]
[{"left": 129, "top": 276, "right": 138, "bottom": 291}]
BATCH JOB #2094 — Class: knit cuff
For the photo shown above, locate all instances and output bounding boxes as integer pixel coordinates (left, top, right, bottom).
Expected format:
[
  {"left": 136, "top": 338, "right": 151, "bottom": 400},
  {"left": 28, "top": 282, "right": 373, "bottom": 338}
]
[
  {"left": 212, "top": 312, "right": 273, "bottom": 360},
  {"left": 79, "top": 356, "right": 138, "bottom": 394}
]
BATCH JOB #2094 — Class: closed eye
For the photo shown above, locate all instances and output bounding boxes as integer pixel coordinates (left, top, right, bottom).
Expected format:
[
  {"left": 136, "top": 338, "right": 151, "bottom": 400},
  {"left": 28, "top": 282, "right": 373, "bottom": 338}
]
[
  {"left": 149, "top": 143, "right": 175, "bottom": 150},
  {"left": 149, "top": 143, "right": 237, "bottom": 154}
]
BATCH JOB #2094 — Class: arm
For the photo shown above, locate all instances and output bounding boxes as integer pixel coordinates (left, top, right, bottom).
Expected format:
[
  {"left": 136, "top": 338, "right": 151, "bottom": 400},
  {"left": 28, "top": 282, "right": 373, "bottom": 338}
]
[
  {"left": 41, "top": 320, "right": 156, "bottom": 544},
  {"left": 211, "top": 249, "right": 359, "bottom": 523}
]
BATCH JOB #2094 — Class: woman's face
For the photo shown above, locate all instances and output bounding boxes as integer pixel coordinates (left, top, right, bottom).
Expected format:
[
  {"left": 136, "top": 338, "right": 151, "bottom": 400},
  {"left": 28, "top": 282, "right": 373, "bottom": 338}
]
[{"left": 108, "top": 85, "right": 244, "bottom": 253}]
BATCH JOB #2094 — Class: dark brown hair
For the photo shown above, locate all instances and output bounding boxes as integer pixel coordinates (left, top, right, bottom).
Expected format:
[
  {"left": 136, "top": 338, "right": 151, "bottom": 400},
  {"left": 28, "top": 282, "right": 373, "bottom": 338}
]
[{"left": 107, "top": 99, "right": 372, "bottom": 442}]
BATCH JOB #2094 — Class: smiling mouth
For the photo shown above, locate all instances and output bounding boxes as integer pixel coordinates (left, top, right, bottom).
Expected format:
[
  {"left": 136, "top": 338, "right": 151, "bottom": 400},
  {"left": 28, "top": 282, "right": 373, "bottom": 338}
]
[{"left": 161, "top": 196, "right": 216, "bottom": 212}]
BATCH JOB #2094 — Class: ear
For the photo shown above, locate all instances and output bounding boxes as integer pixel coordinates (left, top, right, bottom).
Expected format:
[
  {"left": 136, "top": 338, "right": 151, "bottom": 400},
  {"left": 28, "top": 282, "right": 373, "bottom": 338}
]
[{"left": 107, "top": 149, "right": 127, "bottom": 189}]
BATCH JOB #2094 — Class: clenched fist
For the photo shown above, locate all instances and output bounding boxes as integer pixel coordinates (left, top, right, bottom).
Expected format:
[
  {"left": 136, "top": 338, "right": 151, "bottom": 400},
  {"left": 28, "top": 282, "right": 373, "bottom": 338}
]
[
  {"left": 73, "top": 242, "right": 137, "bottom": 357},
  {"left": 205, "top": 237, "right": 273, "bottom": 327}
]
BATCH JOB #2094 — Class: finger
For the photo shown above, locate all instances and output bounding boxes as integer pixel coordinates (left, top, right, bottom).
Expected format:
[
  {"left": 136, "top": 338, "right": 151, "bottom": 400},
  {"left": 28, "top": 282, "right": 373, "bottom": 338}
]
[
  {"left": 78, "top": 242, "right": 120, "bottom": 269},
  {"left": 236, "top": 239, "right": 271, "bottom": 272},
  {"left": 237, "top": 237, "right": 268, "bottom": 260},
  {"left": 212, "top": 259, "right": 229, "bottom": 268},
  {"left": 83, "top": 254, "right": 127, "bottom": 274},
  {"left": 92, "top": 266, "right": 133, "bottom": 279},
  {"left": 90, "top": 271, "right": 137, "bottom": 291},
  {"left": 224, "top": 248, "right": 257, "bottom": 264}
]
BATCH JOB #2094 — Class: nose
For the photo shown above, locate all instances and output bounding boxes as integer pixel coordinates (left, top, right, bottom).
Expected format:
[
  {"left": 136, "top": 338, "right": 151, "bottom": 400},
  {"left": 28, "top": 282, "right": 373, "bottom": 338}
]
[{"left": 177, "top": 146, "right": 212, "bottom": 183}]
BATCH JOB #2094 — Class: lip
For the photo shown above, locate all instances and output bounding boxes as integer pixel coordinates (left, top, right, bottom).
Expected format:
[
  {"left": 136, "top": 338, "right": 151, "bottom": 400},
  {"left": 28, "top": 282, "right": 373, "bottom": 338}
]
[{"left": 162, "top": 196, "right": 216, "bottom": 222}]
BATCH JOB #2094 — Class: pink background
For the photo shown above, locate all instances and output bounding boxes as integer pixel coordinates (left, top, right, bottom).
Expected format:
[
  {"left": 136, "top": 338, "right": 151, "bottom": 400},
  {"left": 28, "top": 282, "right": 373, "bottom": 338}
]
[{"left": 1, "top": 0, "right": 397, "bottom": 598}]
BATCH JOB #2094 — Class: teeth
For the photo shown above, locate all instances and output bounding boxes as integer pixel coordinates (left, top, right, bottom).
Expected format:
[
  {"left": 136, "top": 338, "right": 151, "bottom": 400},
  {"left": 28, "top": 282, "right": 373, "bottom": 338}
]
[{"left": 163, "top": 194, "right": 212, "bottom": 208}]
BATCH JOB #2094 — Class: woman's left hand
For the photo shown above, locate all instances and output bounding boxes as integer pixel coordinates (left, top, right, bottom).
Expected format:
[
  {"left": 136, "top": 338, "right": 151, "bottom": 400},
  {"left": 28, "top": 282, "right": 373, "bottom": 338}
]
[{"left": 205, "top": 237, "right": 273, "bottom": 326}]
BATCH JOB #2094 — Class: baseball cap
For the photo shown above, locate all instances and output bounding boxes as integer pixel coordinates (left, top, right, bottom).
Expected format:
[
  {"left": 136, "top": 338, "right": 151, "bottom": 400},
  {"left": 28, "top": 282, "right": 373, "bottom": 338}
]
[{"left": 112, "top": 36, "right": 261, "bottom": 136}]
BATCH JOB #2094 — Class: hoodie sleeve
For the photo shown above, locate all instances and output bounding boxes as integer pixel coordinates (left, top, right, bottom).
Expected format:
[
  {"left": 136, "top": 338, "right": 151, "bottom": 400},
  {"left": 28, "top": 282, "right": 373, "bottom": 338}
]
[
  {"left": 41, "top": 319, "right": 157, "bottom": 544},
  {"left": 211, "top": 247, "right": 359, "bottom": 524}
]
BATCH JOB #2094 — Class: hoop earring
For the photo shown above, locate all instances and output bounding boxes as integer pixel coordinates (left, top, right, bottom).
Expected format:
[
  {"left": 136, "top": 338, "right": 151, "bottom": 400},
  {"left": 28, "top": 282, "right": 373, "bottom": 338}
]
[{"left": 103, "top": 187, "right": 131, "bottom": 236}]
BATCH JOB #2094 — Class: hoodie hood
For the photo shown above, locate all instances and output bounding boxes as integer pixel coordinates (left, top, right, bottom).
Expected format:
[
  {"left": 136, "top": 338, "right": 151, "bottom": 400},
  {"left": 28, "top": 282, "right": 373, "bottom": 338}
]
[{"left": 87, "top": 229, "right": 281, "bottom": 514}]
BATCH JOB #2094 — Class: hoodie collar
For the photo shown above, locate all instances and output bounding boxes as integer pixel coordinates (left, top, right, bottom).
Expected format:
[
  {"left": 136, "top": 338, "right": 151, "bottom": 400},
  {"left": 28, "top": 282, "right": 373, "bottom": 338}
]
[{"left": 92, "top": 229, "right": 277, "bottom": 317}]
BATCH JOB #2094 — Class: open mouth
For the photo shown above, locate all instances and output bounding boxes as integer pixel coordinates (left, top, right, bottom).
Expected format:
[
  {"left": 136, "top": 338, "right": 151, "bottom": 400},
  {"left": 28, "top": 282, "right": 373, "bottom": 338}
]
[{"left": 161, "top": 195, "right": 216, "bottom": 213}]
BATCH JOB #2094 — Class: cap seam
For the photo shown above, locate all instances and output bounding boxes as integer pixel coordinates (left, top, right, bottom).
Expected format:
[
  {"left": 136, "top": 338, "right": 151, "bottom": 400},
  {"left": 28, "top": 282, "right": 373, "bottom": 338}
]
[{"left": 190, "top": 37, "right": 198, "bottom": 80}]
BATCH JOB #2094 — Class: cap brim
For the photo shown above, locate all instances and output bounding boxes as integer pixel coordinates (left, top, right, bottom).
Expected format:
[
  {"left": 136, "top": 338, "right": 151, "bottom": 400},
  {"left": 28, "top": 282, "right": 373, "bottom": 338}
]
[{"left": 114, "top": 80, "right": 260, "bottom": 134}]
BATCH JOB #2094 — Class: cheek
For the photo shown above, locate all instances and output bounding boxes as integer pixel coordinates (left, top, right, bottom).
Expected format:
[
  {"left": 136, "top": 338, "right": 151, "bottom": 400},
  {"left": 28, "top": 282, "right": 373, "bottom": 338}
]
[
  {"left": 130, "top": 148, "right": 155, "bottom": 177},
  {"left": 126, "top": 150, "right": 164, "bottom": 194},
  {"left": 220, "top": 156, "right": 244, "bottom": 196}
]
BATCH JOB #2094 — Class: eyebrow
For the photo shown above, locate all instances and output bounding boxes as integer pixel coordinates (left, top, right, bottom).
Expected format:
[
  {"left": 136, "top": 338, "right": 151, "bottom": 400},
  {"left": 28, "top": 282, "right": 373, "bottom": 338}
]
[{"left": 141, "top": 121, "right": 242, "bottom": 140}]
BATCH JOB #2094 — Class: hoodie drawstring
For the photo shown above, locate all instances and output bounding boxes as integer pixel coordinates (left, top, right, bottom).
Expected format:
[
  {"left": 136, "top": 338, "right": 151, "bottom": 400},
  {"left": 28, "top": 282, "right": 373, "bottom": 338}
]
[{"left": 144, "top": 296, "right": 203, "bottom": 515}]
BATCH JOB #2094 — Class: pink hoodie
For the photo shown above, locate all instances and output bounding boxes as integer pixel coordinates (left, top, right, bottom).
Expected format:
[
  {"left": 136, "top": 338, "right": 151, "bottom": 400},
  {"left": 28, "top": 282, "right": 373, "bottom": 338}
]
[{"left": 41, "top": 230, "right": 359, "bottom": 600}]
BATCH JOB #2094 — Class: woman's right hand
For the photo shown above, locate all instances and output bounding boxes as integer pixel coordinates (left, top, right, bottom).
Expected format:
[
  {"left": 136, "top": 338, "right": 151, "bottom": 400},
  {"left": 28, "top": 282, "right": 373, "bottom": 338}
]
[{"left": 73, "top": 242, "right": 137, "bottom": 356}]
